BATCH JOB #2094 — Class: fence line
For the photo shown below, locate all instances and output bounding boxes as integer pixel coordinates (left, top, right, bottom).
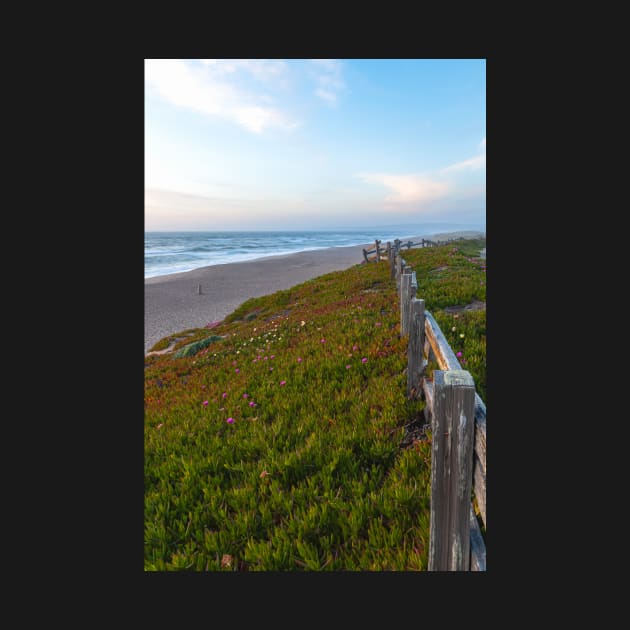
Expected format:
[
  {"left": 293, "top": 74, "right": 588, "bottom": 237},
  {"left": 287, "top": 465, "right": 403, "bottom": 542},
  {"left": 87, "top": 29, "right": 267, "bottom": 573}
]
[
  {"left": 363, "top": 236, "right": 465, "bottom": 264},
  {"left": 386, "top": 237, "right": 486, "bottom": 571}
]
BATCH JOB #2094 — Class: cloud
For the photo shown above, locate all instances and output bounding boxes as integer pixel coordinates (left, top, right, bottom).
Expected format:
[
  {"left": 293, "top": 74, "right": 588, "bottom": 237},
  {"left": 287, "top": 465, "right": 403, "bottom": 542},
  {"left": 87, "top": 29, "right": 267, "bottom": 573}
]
[
  {"left": 358, "top": 173, "right": 450, "bottom": 203},
  {"left": 440, "top": 138, "right": 486, "bottom": 173},
  {"left": 145, "top": 59, "right": 297, "bottom": 133},
  {"left": 200, "top": 59, "right": 289, "bottom": 85},
  {"left": 440, "top": 153, "right": 486, "bottom": 173},
  {"left": 310, "top": 59, "right": 345, "bottom": 105},
  {"left": 315, "top": 88, "right": 337, "bottom": 104}
]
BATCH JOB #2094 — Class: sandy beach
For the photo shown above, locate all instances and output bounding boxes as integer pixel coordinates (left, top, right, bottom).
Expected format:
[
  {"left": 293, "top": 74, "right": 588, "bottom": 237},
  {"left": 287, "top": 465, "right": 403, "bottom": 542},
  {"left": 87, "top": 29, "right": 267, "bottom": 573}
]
[{"left": 144, "top": 230, "right": 484, "bottom": 354}]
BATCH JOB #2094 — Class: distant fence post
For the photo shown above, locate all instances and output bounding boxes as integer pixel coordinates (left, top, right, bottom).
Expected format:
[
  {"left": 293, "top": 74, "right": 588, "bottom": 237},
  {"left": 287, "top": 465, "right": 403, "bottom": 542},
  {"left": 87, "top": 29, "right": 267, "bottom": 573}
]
[
  {"left": 400, "top": 267, "right": 412, "bottom": 336},
  {"left": 396, "top": 256, "right": 403, "bottom": 292},
  {"left": 428, "top": 370, "right": 476, "bottom": 571},
  {"left": 407, "top": 296, "right": 425, "bottom": 399},
  {"left": 362, "top": 248, "right": 370, "bottom": 263},
  {"left": 388, "top": 242, "right": 395, "bottom": 278},
  {"left": 375, "top": 239, "right": 381, "bottom": 262}
]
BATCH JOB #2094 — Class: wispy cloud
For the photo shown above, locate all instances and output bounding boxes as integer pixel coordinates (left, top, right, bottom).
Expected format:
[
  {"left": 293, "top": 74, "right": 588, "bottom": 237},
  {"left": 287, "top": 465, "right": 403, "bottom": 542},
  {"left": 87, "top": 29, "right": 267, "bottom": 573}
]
[
  {"left": 145, "top": 59, "right": 297, "bottom": 134},
  {"left": 200, "top": 59, "right": 289, "bottom": 85},
  {"left": 310, "top": 59, "right": 345, "bottom": 105},
  {"left": 440, "top": 138, "right": 486, "bottom": 173},
  {"left": 357, "top": 138, "right": 485, "bottom": 209},
  {"left": 358, "top": 173, "right": 450, "bottom": 203}
]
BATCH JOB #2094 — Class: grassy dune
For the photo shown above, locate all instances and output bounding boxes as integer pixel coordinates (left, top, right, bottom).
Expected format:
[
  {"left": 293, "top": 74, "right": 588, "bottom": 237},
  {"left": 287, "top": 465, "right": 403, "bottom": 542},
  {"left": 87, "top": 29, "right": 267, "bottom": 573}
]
[{"left": 144, "top": 238, "right": 486, "bottom": 570}]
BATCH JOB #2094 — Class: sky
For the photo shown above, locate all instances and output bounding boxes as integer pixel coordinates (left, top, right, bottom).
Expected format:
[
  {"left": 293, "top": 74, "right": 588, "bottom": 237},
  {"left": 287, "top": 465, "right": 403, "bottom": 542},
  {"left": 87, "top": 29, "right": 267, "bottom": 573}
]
[{"left": 145, "top": 59, "right": 485, "bottom": 231}]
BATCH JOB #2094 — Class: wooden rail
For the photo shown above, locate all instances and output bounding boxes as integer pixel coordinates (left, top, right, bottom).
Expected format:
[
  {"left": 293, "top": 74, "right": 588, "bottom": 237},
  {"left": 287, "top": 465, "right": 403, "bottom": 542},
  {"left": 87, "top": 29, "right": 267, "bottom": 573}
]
[
  {"left": 387, "top": 238, "right": 486, "bottom": 570},
  {"left": 364, "top": 236, "right": 465, "bottom": 264}
]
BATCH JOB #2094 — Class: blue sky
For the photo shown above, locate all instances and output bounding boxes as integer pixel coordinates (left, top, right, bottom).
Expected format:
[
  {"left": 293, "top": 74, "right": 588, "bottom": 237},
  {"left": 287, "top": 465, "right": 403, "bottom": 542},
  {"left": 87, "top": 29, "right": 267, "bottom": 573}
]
[{"left": 145, "top": 59, "right": 485, "bottom": 231}]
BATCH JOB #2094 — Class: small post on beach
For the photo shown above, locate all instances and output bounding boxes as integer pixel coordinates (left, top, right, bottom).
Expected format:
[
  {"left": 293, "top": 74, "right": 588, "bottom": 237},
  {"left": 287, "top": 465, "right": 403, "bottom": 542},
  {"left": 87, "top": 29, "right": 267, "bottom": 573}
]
[
  {"left": 428, "top": 370, "right": 476, "bottom": 571},
  {"left": 197, "top": 284, "right": 202, "bottom": 295},
  {"left": 375, "top": 239, "right": 381, "bottom": 262}
]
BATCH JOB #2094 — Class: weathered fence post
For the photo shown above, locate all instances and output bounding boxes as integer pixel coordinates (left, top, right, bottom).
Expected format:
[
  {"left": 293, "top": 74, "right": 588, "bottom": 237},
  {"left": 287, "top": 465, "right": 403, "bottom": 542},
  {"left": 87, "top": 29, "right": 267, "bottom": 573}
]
[
  {"left": 428, "top": 370, "right": 476, "bottom": 571},
  {"left": 362, "top": 248, "right": 370, "bottom": 263},
  {"left": 408, "top": 271, "right": 417, "bottom": 331},
  {"left": 396, "top": 256, "right": 403, "bottom": 292},
  {"left": 375, "top": 239, "right": 381, "bottom": 262},
  {"left": 407, "top": 296, "right": 425, "bottom": 399},
  {"left": 400, "top": 267, "right": 412, "bottom": 336}
]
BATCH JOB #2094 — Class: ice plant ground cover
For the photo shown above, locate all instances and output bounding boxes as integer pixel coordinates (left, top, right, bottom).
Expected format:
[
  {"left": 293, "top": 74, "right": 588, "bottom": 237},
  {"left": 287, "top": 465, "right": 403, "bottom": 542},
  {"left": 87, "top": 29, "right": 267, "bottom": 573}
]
[{"left": 144, "top": 237, "right": 486, "bottom": 570}]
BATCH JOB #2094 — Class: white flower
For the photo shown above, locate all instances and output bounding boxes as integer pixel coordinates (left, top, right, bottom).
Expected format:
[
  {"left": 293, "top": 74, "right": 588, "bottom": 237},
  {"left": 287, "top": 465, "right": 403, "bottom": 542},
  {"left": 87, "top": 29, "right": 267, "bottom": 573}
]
[{"left": 452, "top": 327, "right": 456, "bottom": 332}]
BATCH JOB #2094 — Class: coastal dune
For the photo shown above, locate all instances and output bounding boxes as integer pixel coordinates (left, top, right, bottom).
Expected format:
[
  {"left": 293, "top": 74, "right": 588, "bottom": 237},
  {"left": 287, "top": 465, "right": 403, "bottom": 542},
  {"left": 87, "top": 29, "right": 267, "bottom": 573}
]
[{"left": 144, "top": 230, "right": 484, "bottom": 354}]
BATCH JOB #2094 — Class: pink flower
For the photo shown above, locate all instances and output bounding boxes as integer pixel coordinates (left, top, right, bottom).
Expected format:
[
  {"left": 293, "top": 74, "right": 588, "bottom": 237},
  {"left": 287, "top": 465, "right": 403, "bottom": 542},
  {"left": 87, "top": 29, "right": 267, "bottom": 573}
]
[
  {"left": 456, "top": 351, "right": 463, "bottom": 358},
  {"left": 362, "top": 357, "right": 368, "bottom": 363},
  {"left": 203, "top": 400, "right": 209, "bottom": 406},
  {"left": 226, "top": 417, "right": 234, "bottom": 424},
  {"left": 297, "top": 357, "right": 302, "bottom": 363},
  {"left": 201, "top": 385, "right": 206, "bottom": 389},
  {"left": 243, "top": 393, "right": 248, "bottom": 399},
  {"left": 235, "top": 368, "right": 240, "bottom": 373},
  {"left": 270, "top": 355, "right": 275, "bottom": 359},
  {"left": 269, "top": 367, "right": 274, "bottom": 372},
  {"left": 375, "top": 322, "right": 382, "bottom": 327},
  {"left": 346, "top": 365, "right": 351, "bottom": 369},
  {"left": 249, "top": 401, "right": 256, "bottom": 407},
  {"left": 353, "top": 345, "right": 358, "bottom": 351},
  {"left": 222, "top": 392, "right": 227, "bottom": 398},
  {"left": 321, "top": 338, "right": 326, "bottom": 343},
  {"left": 280, "top": 380, "right": 286, "bottom": 386}
]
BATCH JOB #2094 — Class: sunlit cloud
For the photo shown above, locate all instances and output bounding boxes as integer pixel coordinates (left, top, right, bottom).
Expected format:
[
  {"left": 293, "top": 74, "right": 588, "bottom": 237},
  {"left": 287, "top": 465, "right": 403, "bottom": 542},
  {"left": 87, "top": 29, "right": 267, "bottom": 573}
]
[
  {"left": 145, "top": 59, "right": 297, "bottom": 133},
  {"left": 357, "top": 172, "right": 450, "bottom": 204}
]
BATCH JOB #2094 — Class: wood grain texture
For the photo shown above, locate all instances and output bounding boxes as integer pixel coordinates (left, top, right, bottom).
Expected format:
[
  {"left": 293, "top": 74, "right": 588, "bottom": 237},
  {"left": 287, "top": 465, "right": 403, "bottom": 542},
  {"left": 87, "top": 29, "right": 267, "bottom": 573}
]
[
  {"left": 473, "top": 394, "right": 486, "bottom": 527},
  {"left": 473, "top": 453, "right": 486, "bottom": 528},
  {"left": 469, "top": 503, "right": 486, "bottom": 571},
  {"left": 428, "top": 370, "right": 475, "bottom": 571},
  {"left": 424, "top": 311, "right": 463, "bottom": 371},
  {"left": 407, "top": 297, "right": 425, "bottom": 399},
  {"left": 400, "top": 268, "right": 412, "bottom": 336}
]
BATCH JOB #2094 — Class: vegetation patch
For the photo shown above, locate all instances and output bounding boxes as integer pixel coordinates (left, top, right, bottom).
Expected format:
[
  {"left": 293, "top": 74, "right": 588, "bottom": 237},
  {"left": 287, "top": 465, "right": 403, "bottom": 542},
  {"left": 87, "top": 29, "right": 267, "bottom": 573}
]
[
  {"left": 145, "top": 237, "right": 486, "bottom": 570},
  {"left": 174, "top": 335, "right": 226, "bottom": 358}
]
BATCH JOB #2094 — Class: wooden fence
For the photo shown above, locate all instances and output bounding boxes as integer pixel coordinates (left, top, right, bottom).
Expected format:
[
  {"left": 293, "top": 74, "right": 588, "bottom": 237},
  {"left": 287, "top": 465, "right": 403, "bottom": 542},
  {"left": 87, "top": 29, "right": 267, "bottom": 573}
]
[
  {"left": 386, "top": 238, "right": 486, "bottom": 571},
  {"left": 362, "top": 236, "right": 464, "bottom": 263}
]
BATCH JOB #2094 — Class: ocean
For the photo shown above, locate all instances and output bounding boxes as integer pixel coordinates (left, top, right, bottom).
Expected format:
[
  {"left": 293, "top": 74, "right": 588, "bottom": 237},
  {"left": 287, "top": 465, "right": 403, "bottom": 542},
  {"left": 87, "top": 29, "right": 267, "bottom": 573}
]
[{"left": 144, "top": 226, "right": 483, "bottom": 279}]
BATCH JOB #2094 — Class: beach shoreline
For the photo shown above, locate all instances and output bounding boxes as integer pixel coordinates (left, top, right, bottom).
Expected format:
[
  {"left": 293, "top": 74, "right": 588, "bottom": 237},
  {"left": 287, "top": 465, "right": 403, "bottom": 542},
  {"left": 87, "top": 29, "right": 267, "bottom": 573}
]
[{"left": 144, "top": 230, "right": 484, "bottom": 354}]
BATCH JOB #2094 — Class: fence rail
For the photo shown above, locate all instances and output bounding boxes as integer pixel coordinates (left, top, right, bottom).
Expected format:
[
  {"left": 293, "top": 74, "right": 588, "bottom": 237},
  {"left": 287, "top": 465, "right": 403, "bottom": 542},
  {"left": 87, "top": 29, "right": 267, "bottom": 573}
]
[
  {"left": 363, "top": 236, "right": 465, "bottom": 264},
  {"left": 388, "top": 238, "right": 486, "bottom": 571}
]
